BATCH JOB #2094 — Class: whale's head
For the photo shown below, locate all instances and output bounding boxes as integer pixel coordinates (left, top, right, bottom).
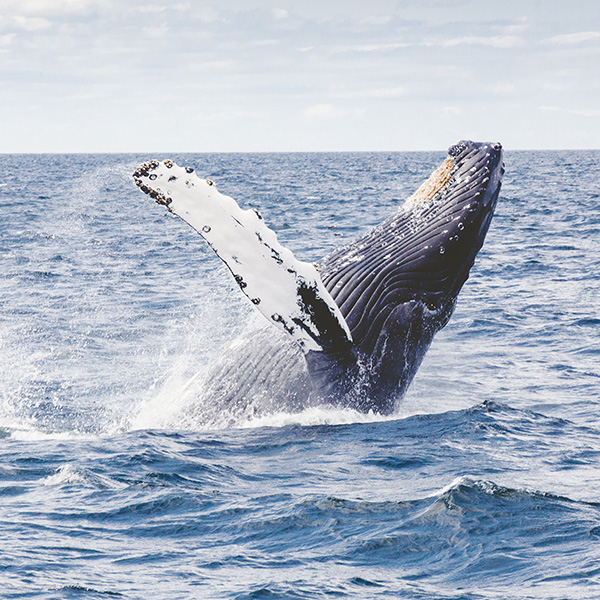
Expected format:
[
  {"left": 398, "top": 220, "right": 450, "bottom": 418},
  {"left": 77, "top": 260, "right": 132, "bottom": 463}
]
[
  {"left": 404, "top": 139, "right": 505, "bottom": 299},
  {"left": 446, "top": 139, "right": 504, "bottom": 214},
  {"left": 405, "top": 140, "right": 504, "bottom": 225}
]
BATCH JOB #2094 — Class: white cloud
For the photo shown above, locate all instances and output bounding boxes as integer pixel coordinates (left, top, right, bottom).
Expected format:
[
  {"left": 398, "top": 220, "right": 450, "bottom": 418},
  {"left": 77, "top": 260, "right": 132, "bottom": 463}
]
[
  {"left": 12, "top": 15, "right": 52, "bottom": 30},
  {"left": 336, "top": 87, "right": 405, "bottom": 99},
  {"left": 138, "top": 3, "right": 189, "bottom": 14},
  {"left": 441, "top": 35, "right": 523, "bottom": 48},
  {"left": 443, "top": 106, "right": 461, "bottom": 115},
  {"left": 302, "top": 104, "right": 364, "bottom": 120},
  {"left": 360, "top": 15, "right": 393, "bottom": 26},
  {"left": 492, "top": 83, "right": 516, "bottom": 95},
  {"left": 272, "top": 8, "right": 288, "bottom": 20},
  {"left": 250, "top": 39, "right": 279, "bottom": 47},
  {"left": 542, "top": 82, "right": 565, "bottom": 92},
  {"left": 0, "top": 0, "right": 105, "bottom": 16},
  {"left": 332, "top": 42, "right": 410, "bottom": 53},
  {"left": 136, "top": 5, "right": 167, "bottom": 14},
  {"left": 570, "top": 109, "right": 600, "bottom": 117},
  {"left": 0, "top": 33, "right": 15, "bottom": 45},
  {"left": 361, "top": 87, "right": 405, "bottom": 98},
  {"left": 540, "top": 106, "right": 600, "bottom": 117},
  {"left": 142, "top": 25, "right": 169, "bottom": 39},
  {"left": 544, "top": 31, "right": 600, "bottom": 45},
  {"left": 303, "top": 104, "right": 341, "bottom": 119},
  {"left": 499, "top": 18, "right": 528, "bottom": 35}
]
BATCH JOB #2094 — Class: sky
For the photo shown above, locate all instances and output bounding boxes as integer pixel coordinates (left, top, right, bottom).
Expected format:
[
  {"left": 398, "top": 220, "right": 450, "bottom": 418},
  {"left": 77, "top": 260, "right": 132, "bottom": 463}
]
[{"left": 0, "top": 0, "right": 598, "bottom": 152}]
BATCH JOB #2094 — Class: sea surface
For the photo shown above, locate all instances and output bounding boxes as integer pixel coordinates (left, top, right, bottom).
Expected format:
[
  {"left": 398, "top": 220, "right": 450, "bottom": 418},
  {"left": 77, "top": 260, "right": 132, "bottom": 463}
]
[{"left": 0, "top": 150, "right": 599, "bottom": 599}]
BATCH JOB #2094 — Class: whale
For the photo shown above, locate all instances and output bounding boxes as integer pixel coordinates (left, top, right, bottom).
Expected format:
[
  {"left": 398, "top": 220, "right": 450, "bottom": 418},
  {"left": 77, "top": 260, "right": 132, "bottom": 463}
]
[{"left": 134, "top": 140, "right": 504, "bottom": 421}]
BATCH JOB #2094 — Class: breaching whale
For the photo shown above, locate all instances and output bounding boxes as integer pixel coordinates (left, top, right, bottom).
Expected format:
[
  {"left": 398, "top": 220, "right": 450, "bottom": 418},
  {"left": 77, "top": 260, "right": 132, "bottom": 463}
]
[{"left": 134, "top": 140, "right": 504, "bottom": 420}]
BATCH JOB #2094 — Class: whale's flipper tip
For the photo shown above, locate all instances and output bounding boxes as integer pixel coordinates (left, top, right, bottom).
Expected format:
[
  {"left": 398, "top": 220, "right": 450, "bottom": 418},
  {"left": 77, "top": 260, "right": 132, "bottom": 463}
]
[{"left": 133, "top": 160, "right": 175, "bottom": 209}]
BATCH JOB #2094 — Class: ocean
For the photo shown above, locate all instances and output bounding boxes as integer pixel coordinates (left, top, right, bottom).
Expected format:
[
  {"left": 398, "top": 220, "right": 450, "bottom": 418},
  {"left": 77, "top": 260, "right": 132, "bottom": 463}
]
[{"left": 0, "top": 149, "right": 599, "bottom": 599}]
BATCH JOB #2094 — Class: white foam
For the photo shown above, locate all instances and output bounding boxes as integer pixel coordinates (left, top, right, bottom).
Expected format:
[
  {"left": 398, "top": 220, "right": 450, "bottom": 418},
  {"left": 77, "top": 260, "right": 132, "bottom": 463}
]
[
  {"left": 42, "top": 464, "right": 87, "bottom": 486},
  {"left": 130, "top": 368, "right": 208, "bottom": 431},
  {"left": 41, "top": 463, "right": 126, "bottom": 489},
  {"left": 431, "top": 475, "right": 476, "bottom": 498},
  {"left": 238, "top": 405, "right": 393, "bottom": 429},
  {"left": 9, "top": 429, "right": 90, "bottom": 442}
]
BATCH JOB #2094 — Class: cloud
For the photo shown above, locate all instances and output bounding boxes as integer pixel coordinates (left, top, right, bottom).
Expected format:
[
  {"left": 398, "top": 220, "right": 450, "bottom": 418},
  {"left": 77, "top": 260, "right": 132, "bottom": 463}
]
[
  {"left": 443, "top": 106, "right": 461, "bottom": 115},
  {"left": 0, "top": 14, "right": 52, "bottom": 32},
  {"left": 190, "top": 6, "right": 221, "bottom": 23},
  {"left": 335, "top": 87, "right": 406, "bottom": 99},
  {"left": 441, "top": 35, "right": 523, "bottom": 48},
  {"left": 360, "top": 15, "right": 393, "bottom": 26},
  {"left": 142, "top": 25, "right": 169, "bottom": 39},
  {"left": 570, "top": 109, "right": 600, "bottom": 117},
  {"left": 272, "top": 8, "right": 288, "bottom": 20},
  {"left": 250, "top": 39, "right": 279, "bottom": 47},
  {"left": 303, "top": 104, "right": 342, "bottom": 119},
  {"left": 332, "top": 42, "right": 410, "bottom": 53},
  {"left": 0, "top": 33, "right": 15, "bottom": 45},
  {"left": 499, "top": 18, "right": 528, "bottom": 35},
  {"left": 542, "top": 106, "right": 600, "bottom": 117},
  {"left": 359, "top": 87, "right": 406, "bottom": 99},
  {"left": 12, "top": 15, "right": 52, "bottom": 30},
  {"left": 0, "top": 0, "right": 105, "bottom": 16},
  {"left": 137, "top": 3, "right": 189, "bottom": 14},
  {"left": 492, "top": 83, "right": 516, "bottom": 95},
  {"left": 544, "top": 31, "right": 600, "bottom": 45},
  {"left": 542, "top": 82, "right": 565, "bottom": 92},
  {"left": 302, "top": 104, "right": 364, "bottom": 120}
]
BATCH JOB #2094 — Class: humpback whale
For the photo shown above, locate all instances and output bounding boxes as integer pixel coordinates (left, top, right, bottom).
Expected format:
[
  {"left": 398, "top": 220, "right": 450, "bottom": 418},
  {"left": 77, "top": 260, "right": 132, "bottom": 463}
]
[{"left": 134, "top": 140, "right": 504, "bottom": 420}]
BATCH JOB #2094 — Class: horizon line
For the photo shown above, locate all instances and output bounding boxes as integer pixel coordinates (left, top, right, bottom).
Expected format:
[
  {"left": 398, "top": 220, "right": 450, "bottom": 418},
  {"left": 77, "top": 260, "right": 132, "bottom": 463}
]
[{"left": 1, "top": 147, "right": 599, "bottom": 156}]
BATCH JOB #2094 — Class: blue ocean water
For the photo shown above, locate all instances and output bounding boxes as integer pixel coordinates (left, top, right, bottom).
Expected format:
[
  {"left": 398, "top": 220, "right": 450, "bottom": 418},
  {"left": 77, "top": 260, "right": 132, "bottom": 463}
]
[{"left": 0, "top": 150, "right": 599, "bottom": 599}]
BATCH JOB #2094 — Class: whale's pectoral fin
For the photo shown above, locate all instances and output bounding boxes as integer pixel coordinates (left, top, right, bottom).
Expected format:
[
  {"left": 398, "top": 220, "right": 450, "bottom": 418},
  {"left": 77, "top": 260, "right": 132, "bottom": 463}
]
[{"left": 133, "top": 160, "right": 353, "bottom": 354}]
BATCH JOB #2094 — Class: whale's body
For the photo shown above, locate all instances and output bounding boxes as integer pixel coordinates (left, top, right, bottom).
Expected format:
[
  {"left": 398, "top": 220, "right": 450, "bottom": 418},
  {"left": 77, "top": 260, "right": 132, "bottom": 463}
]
[{"left": 134, "top": 141, "right": 504, "bottom": 421}]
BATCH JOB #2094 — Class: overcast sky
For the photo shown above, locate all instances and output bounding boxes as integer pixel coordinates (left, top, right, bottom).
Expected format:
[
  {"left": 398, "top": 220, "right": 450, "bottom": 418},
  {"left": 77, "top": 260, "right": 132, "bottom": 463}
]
[{"left": 1, "top": 0, "right": 598, "bottom": 152}]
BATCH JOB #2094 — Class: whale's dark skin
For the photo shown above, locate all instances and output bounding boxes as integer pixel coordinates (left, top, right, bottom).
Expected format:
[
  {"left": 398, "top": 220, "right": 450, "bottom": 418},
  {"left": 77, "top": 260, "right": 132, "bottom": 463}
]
[{"left": 188, "top": 140, "right": 504, "bottom": 421}]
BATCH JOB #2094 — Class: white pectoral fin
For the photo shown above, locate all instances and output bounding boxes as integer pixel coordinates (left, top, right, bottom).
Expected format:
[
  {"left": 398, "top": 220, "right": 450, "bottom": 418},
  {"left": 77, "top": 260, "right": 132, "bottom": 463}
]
[{"left": 133, "top": 160, "right": 353, "bottom": 353}]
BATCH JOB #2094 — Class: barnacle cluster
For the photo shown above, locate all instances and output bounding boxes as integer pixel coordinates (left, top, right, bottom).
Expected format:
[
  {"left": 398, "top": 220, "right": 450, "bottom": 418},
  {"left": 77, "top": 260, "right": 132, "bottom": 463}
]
[
  {"left": 405, "top": 157, "right": 454, "bottom": 207},
  {"left": 132, "top": 160, "right": 173, "bottom": 209}
]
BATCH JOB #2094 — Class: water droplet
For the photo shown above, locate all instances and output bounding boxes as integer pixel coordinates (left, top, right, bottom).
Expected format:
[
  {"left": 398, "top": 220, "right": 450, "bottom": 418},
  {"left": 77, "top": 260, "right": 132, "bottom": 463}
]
[
  {"left": 202, "top": 225, "right": 211, "bottom": 233},
  {"left": 458, "top": 222, "right": 464, "bottom": 230},
  {"left": 439, "top": 246, "right": 445, "bottom": 254},
  {"left": 149, "top": 174, "right": 157, "bottom": 180}
]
